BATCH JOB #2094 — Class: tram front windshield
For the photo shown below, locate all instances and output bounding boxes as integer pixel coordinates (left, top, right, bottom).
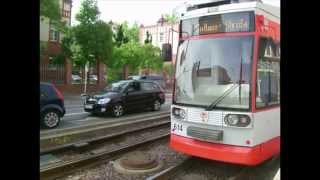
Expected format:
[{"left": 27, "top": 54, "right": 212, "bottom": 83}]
[{"left": 175, "top": 36, "right": 253, "bottom": 109}]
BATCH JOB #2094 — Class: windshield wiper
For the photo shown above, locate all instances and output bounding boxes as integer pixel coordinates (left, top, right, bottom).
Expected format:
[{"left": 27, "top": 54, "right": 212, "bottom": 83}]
[
  {"left": 238, "top": 57, "right": 243, "bottom": 104},
  {"left": 205, "top": 83, "right": 239, "bottom": 111}
]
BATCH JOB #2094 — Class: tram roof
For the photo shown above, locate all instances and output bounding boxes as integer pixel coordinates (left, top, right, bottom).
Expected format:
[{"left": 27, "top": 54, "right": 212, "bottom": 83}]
[{"left": 181, "top": 1, "right": 280, "bottom": 21}]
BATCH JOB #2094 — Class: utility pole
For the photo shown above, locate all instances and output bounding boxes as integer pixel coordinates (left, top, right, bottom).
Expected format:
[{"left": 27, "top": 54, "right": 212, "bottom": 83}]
[
  {"left": 83, "top": 61, "right": 89, "bottom": 94},
  {"left": 83, "top": 54, "right": 94, "bottom": 95}
]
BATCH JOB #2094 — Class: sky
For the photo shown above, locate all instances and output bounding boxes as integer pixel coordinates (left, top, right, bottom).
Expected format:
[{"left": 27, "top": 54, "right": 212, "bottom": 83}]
[{"left": 71, "top": 0, "right": 280, "bottom": 26}]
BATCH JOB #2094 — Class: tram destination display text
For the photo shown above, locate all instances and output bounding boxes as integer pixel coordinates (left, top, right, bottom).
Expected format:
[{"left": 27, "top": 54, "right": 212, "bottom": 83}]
[{"left": 181, "top": 11, "right": 254, "bottom": 37}]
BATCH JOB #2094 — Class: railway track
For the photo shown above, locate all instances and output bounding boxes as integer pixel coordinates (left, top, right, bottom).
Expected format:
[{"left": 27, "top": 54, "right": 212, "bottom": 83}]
[
  {"left": 40, "top": 118, "right": 170, "bottom": 180},
  {"left": 146, "top": 156, "right": 280, "bottom": 180},
  {"left": 40, "top": 112, "right": 170, "bottom": 153}
]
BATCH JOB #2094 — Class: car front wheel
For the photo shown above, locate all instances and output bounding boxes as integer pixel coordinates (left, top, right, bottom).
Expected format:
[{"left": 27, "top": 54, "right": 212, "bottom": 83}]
[
  {"left": 41, "top": 110, "right": 61, "bottom": 128},
  {"left": 112, "top": 104, "right": 124, "bottom": 117}
]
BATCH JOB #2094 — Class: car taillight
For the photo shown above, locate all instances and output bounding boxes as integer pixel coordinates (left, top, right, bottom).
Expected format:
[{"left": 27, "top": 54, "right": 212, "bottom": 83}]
[{"left": 53, "top": 85, "right": 64, "bottom": 101}]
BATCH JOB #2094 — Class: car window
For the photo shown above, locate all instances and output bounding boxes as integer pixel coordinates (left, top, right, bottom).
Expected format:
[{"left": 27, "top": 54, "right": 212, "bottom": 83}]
[
  {"left": 127, "top": 81, "right": 140, "bottom": 92},
  {"left": 108, "top": 81, "right": 129, "bottom": 92},
  {"left": 141, "top": 82, "right": 159, "bottom": 91},
  {"left": 40, "top": 84, "right": 53, "bottom": 98},
  {"left": 40, "top": 84, "right": 46, "bottom": 98}
]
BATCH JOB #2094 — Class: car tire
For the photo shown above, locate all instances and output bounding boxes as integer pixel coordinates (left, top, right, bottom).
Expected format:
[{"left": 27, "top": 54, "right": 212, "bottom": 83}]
[
  {"left": 152, "top": 99, "right": 161, "bottom": 111},
  {"left": 41, "top": 109, "right": 61, "bottom": 129},
  {"left": 112, "top": 104, "right": 124, "bottom": 117}
]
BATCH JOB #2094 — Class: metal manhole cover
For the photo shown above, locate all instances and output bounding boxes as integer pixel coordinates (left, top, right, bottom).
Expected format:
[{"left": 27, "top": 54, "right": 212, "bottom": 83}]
[{"left": 113, "top": 151, "right": 163, "bottom": 174}]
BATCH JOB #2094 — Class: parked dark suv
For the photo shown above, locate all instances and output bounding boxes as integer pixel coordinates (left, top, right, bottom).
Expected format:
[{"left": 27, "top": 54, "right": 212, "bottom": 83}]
[
  {"left": 84, "top": 80, "right": 165, "bottom": 117},
  {"left": 40, "top": 82, "right": 65, "bottom": 128}
]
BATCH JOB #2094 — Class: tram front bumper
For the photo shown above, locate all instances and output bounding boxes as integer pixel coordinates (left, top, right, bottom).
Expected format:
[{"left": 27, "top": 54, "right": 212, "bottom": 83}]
[{"left": 170, "top": 134, "right": 266, "bottom": 166}]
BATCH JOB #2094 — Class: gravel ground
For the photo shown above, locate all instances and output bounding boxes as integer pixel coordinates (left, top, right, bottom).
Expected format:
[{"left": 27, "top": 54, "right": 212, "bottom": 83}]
[
  {"left": 56, "top": 138, "right": 188, "bottom": 180},
  {"left": 50, "top": 125, "right": 279, "bottom": 180},
  {"left": 54, "top": 126, "right": 170, "bottom": 163},
  {"left": 170, "top": 158, "right": 245, "bottom": 180},
  {"left": 169, "top": 156, "right": 280, "bottom": 180},
  {"left": 237, "top": 156, "right": 280, "bottom": 180}
]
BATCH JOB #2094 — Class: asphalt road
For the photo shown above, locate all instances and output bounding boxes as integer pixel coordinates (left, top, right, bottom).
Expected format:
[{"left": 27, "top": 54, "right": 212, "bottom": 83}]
[{"left": 40, "top": 103, "right": 171, "bottom": 132}]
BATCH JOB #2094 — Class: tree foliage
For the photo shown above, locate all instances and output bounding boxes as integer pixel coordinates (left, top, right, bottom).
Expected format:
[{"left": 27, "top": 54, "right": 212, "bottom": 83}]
[
  {"left": 76, "top": 0, "right": 100, "bottom": 25},
  {"left": 111, "top": 42, "right": 163, "bottom": 72},
  {"left": 123, "top": 21, "right": 139, "bottom": 43},
  {"left": 40, "top": 0, "right": 60, "bottom": 21},
  {"left": 164, "top": 13, "right": 179, "bottom": 24},
  {"left": 139, "top": 44, "right": 163, "bottom": 70},
  {"left": 114, "top": 24, "right": 129, "bottom": 47},
  {"left": 113, "top": 21, "right": 139, "bottom": 47},
  {"left": 61, "top": 0, "right": 113, "bottom": 67}
]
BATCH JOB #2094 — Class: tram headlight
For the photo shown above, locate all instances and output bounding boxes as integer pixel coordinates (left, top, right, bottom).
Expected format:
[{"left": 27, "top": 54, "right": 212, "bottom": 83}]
[
  {"left": 225, "top": 114, "right": 251, "bottom": 127},
  {"left": 172, "top": 107, "right": 186, "bottom": 120},
  {"left": 180, "top": 109, "right": 186, "bottom": 119}
]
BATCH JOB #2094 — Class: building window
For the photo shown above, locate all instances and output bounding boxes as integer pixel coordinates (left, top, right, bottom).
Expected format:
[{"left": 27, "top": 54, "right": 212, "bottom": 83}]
[
  {"left": 49, "top": 29, "right": 59, "bottom": 41},
  {"left": 62, "top": 10, "right": 71, "bottom": 17},
  {"left": 62, "top": 0, "right": 71, "bottom": 18},
  {"left": 159, "top": 32, "right": 164, "bottom": 42}
]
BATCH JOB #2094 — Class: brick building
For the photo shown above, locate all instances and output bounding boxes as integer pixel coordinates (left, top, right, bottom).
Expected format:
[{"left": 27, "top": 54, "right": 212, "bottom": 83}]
[{"left": 40, "top": 0, "right": 106, "bottom": 93}]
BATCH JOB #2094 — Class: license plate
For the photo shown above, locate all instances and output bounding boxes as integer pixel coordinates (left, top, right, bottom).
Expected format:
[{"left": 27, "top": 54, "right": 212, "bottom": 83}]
[
  {"left": 172, "top": 123, "right": 183, "bottom": 132},
  {"left": 85, "top": 104, "right": 93, "bottom": 109}
]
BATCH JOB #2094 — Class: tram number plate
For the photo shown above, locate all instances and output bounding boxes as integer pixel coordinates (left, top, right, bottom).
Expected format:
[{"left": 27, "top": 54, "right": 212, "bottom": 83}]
[{"left": 172, "top": 123, "right": 183, "bottom": 132}]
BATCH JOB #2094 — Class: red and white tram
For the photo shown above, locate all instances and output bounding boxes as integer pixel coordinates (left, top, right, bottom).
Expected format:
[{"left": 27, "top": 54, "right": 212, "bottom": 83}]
[{"left": 170, "top": 0, "right": 280, "bottom": 166}]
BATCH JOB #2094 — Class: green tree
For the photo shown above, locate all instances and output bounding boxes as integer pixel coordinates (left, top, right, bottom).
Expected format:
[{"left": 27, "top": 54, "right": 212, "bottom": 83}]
[
  {"left": 112, "top": 22, "right": 141, "bottom": 79},
  {"left": 71, "top": 0, "right": 113, "bottom": 67},
  {"left": 164, "top": 13, "right": 179, "bottom": 24},
  {"left": 139, "top": 44, "right": 163, "bottom": 71},
  {"left": 40, "top": 0, "right": 60, "bottom": 21},
  {"left": 111, "top": 42, "right": 163, "bottom": 76},
  {"left": 76, "top": 0, "right": 100, "bottom": 24},
  {"left": 114, "top": 24, "right": 129, "bottom": 47},
  {"left": 123, "top": 21, "right": 139, "bottom": 43},
  {"left": 59, "top": 0, "right": 113, "bottom": 89}
]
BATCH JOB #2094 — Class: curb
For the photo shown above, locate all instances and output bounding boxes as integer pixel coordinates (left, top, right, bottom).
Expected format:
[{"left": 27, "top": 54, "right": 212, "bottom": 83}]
[{"left": 62, "top": 112, "right": 89, "bottom": 121}]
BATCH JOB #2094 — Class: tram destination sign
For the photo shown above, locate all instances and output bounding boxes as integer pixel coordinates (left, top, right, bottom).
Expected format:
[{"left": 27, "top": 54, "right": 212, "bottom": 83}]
[{"left": 182, "top": 11, "right": 254, "bottom": 36}]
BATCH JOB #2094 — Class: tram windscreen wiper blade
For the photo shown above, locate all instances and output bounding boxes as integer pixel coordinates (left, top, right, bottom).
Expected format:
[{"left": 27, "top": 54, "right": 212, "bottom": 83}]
[{"left": 205, "top": 83, "right": 239, "bottom": 111}]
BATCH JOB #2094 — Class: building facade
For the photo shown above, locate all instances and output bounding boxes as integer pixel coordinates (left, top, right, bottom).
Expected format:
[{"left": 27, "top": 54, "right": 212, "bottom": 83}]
[{"left": 40, "top": 0, "right": 106, "bottom": 93}]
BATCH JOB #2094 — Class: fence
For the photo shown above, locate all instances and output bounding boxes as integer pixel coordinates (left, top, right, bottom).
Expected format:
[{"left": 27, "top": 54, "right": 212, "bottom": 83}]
[{"left": 40, "top": 63, "right": 65, "bottom": 84}]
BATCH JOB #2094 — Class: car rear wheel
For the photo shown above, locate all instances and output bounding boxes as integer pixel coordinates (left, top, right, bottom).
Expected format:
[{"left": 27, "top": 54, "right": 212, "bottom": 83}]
[
  {"left": 152, "top": 99, "right": 161, "bottom": 111},
  {"left": 41, "top": 110, "right": 61, "bottom": 128},
  {"left": 112, "top": 104, "right": 124, "bottom": 117}
]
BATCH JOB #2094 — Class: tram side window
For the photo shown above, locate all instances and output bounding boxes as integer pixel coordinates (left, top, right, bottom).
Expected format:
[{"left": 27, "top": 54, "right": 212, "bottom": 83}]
[{"left": 256, "top": 38, "right": 280, "bottom": 108}]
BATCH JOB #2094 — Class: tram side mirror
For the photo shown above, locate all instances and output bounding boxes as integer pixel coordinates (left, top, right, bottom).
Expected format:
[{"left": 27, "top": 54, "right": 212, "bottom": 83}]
[{"left": 162, "top": 43, "right": 172, "bottom": 62}]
